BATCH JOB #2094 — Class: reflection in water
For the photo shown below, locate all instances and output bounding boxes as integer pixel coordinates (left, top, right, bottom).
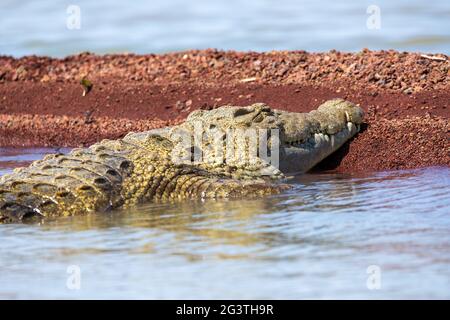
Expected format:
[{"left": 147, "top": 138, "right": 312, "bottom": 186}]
[
  {"left": 36, "top": 173, "right": 363, "bottom": 253},
  {"left": 0, "top": 149, "right": 449, "bottom": 299}
]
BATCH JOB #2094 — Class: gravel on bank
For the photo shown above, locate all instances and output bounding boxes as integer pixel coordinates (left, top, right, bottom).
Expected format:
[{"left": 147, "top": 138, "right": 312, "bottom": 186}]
[{"left": 0, "top": 49, "right": 448, "bottom": 173}]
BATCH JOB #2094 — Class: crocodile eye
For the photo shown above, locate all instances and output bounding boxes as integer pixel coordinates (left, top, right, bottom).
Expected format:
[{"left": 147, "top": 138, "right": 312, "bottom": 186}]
[
  {"left": 233, "top": 107, "right": 253, "bottom": 118},
  {"left": 253, "top": 114, "right": 264, "bottom": 123}
]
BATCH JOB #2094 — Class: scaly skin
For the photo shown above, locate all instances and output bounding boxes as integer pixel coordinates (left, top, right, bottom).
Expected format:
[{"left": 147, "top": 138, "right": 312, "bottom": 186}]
[{"left": 0, "top": 99, "right": 363, "bottom": 223}]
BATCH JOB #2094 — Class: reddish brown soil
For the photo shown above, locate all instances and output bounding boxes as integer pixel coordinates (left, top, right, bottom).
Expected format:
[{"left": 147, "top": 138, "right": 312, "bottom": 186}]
[{"left": 0, "top": 49, "right": 449, "bottom": 173}]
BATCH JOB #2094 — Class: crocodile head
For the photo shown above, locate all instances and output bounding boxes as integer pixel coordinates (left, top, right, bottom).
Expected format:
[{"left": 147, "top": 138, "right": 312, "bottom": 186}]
[{"left": 159, "top": 98, "right": 364, "bottom": 178}]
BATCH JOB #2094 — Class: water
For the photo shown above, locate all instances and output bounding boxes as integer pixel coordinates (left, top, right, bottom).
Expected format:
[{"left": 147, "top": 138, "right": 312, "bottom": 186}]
[
  {"left": 1, "top": 0, "right": 449, "bottom": 300},
  {"left": 1, "top": 0, "right": 449, "bottom": 57},
  {"left": 0, "top": 148, "right": 449, "bottom": 299}
]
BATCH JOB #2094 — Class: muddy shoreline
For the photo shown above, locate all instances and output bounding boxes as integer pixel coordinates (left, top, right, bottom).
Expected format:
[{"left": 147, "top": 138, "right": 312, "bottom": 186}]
[{"left": 0, "top": 49, "right": 449, "bottom": 173}]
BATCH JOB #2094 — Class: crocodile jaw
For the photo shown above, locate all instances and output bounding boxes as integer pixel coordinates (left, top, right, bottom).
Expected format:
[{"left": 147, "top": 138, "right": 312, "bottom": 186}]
[
  {"left": 280, "top": 122, "right": 359, "bottom": 174},
  {"left": 278, "top": 99, "right": 364, "bottom": 174}
]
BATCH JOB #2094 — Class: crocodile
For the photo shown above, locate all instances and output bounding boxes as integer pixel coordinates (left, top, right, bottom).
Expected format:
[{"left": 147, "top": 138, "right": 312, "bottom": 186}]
[{"left": 0, "top": 98, "right": 363, "bottom": 223}]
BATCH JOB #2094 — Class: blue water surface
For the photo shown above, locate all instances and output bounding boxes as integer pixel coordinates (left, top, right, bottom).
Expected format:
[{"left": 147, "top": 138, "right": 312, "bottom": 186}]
[
  {"left": 0, "top": 0, "right": 449, "bottom": 57},
  {"left": 0, "top": 148, "right": 449, "bottom": 299}
]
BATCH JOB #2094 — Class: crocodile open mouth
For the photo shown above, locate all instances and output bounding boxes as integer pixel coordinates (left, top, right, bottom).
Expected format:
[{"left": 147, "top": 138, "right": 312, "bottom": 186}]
[
  {"left": 285, "top": 122, "right": 362, "bottom": 147},
  {"left": 278, "top": 99, "right": 364, "bottom": 174}
]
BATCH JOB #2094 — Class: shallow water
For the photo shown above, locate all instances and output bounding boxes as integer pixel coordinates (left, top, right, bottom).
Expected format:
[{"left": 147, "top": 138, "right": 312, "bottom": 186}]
[
  {"left": 1, "top": 0, "right": 449, "bottom": 57},
  {"left": 0, "top": 148, "right": 449, "bottom": 299}
]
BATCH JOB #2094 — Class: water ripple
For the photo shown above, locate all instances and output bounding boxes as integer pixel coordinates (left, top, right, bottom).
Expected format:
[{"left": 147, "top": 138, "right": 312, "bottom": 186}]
[{"left": 0, "top": 148, "right": 449, "bottom": 298}]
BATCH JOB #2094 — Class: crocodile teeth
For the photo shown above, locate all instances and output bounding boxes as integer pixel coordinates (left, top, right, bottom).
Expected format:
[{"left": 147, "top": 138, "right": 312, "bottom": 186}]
[
  {"left": 345, "top": 111, "right": 350, "bottom": 122},
  {"left": 347, "top": 122, "right": 354, "bottom": 132},
  {"left": 314, "top": 133, "right": 322, "bottom": 143}
]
